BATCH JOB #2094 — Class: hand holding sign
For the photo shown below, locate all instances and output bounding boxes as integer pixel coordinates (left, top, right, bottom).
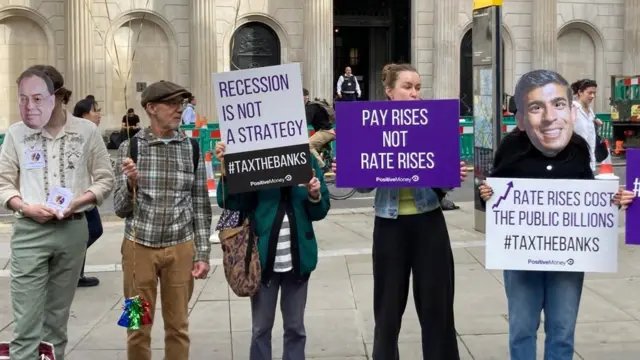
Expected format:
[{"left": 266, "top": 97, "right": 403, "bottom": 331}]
[
  {"left": 459, "top": 161, "right": 468, "bottom": 181},
  {"left": 215, "top": 142, "right": 226, "bottom": 175},
  {"left": 299, "top": 169, "right": 320, "bottom": 200},
  {"left": 613, "top": 187, "right": 635, "bottom": 210},
  {"left": 479, "top": 180, "right": 494, "bottom": 201}
]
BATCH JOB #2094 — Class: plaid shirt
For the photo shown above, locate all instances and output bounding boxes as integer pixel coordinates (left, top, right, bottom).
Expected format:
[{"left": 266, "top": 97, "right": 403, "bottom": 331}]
[{"left": 113, "top": 128, "right": 212, "bottom": 262}]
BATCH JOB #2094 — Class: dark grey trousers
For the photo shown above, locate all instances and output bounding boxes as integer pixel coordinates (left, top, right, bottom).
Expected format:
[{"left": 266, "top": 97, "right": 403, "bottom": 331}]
[{"left": 250, "top": 271, "right": 309, "bottom": 360}]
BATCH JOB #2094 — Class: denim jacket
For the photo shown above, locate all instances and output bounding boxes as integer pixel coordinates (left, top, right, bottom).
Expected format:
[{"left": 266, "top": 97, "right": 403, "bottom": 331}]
[{"left": 356, "top": 187, "right": 442, "bottom": 219}]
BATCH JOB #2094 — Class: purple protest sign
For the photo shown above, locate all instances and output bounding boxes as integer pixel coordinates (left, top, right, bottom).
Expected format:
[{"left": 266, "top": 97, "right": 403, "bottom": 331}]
[
  {"left": 335, "top": 99, "right": 461, "bottom": 188},
  {"left": 626, "top": 149, "right": 640, "bottom": 245}
]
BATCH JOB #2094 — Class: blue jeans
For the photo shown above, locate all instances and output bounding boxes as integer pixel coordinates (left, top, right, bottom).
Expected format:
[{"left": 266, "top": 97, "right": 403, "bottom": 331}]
[
  {"left": 504, "top": 270, "right": 584, "bottom": 360},
  {"left": 81, "top": 207, "right": 103, "bottom": 276}
]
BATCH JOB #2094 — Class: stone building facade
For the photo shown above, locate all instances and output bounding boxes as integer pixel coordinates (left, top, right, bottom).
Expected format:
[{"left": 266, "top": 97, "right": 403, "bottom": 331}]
[{"left": 0, "top": 0, "right": 638, "bottom": 131}]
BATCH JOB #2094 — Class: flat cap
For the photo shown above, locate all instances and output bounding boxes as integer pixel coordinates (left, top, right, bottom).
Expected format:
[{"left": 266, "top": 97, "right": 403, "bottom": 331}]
[{"left": 141, "top": 80, "right": 192, "bottom": 107}]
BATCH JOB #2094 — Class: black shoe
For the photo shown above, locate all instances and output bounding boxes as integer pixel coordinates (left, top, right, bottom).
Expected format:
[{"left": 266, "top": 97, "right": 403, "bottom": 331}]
[
  {"left": 441, "top": 198, "right": 460, "bottom": 211},
  {"left": 78, "top": 276, "right": 100, "bottom": 287}
]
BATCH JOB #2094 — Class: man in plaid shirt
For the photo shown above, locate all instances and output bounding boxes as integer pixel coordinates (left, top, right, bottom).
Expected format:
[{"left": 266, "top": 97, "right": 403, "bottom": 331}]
[{"left": 113, "top": 80, "right": 212, "bottom": 360}]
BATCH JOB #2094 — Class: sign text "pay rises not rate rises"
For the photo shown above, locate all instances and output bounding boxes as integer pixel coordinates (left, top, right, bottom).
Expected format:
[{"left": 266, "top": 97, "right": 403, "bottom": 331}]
[{"left": 360, "top": 107, "right": 435, "bottom": 170}]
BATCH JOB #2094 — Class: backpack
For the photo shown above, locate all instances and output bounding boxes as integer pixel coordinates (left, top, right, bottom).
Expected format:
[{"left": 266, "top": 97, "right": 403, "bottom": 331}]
[
  {"left": 309, "top": 99, "right": 335, "bottom": 124},
  {"left": 129, "top": 136, "right": 200, "bottom": 171}
]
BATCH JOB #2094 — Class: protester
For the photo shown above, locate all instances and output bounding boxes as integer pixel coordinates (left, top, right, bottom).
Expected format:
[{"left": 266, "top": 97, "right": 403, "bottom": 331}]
[
  {"left": 0, "top": 65, "right": 114, "bottom": 360},
  {"left": 333, "top": 63, "right": 467, "bottom": 359},
  {"left": 478, "top": 69, "right": 634, "bottom": 360},
  {"left": 113, "top": 80, "right": 212, "bottom": 360},
  {"left": 72, "top": 97, "right": 105, "bottom": 287},
  {"left": 215, "top": 141, "right": 330, "bottom": 360}
]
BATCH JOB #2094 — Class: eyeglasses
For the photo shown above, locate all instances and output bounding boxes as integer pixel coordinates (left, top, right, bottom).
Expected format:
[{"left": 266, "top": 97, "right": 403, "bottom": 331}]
[
  {"left": 18, "top": 94, "right": 51, "bottom": 107},
  {"left": 153, "top": 98, "right": 185, "bottom": 108}
]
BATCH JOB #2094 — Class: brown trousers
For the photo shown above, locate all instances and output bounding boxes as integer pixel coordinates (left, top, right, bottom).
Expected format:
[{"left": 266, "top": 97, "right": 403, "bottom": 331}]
[
  {"left": 121, "top": 239, "right": 195, "bottom": 360},
  {"left": 309, "top": 130, "right": 335, "bottom": 168}
]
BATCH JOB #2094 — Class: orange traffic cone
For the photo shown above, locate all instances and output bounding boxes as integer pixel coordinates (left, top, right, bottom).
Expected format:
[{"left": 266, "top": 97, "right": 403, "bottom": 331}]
[
  {"left": 205, "top": 151, "right": 216, "bottom": 197},
  {"left": 205, "top": 152, "right": 220, "bottom": 244},
  {"left": 595, "top": 154, "right": 619, "bottom": 180}
]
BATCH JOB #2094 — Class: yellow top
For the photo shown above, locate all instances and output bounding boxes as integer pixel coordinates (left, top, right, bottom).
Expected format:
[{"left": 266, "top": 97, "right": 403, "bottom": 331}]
[
  {"left": 398, "top": 188, "right": 419, "bottom": 215},
  {"left": 473, "top": 0, "right": 502, "bottom": 10}
]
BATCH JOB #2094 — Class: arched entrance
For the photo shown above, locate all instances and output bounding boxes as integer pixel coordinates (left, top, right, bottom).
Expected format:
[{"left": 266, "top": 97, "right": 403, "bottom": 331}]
[
  {"left": 230, "top": 22, "right": 281, "bottom": 70},
  {"left": 459, "top": 29, "right": 506, "bottom": 116}
]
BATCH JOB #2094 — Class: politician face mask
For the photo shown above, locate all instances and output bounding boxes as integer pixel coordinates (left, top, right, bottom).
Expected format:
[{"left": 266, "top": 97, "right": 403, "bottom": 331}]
[
  {"left": 515, "top": 70, "right": 576, "bottom": 157},
  {"left": 18, "top": 75, "right": 55, "bottom": 130}
]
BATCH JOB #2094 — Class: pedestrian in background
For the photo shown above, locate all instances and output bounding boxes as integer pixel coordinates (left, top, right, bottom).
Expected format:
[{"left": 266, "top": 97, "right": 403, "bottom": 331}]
[
  {"left": 72, "top": 96, "right": 106, "bottom": 287},
  {"left": 336, "top": 66, "right": 361, "bottom": 101}
]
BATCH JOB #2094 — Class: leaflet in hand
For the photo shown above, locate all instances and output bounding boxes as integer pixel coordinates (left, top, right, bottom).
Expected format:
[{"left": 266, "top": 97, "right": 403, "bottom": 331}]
[{"left": 46, "top": 186, "right": 73, "bottom": 216}]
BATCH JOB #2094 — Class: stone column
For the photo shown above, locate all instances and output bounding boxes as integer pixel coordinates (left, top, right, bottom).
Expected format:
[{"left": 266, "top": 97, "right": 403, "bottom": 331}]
[
  {"left": 303, "top": 0, "right": 333, "bottom": 101},
  {"left": 190, "top": 0, "right": 217, "bottom": 121},
  {"left": 65, "top": 0, "right": 94, "bottom": 101},
  {"left": 623, "top": 0, "right": 640, "bottom": 74},
  {"left": 433, "top": 1, "right": 460, "bottom": 98},
  {"left": 532, "top": 0, "right": 557, "bottom": 70}
]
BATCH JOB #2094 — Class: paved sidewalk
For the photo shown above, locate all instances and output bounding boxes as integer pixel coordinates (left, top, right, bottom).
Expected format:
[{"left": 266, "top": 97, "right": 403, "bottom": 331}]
[{"left": 0, "top": 202, "right": 637, "bottom": 359}]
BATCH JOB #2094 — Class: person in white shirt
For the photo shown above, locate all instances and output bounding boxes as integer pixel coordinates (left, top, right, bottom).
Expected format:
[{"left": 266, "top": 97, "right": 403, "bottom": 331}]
[
  {"left": 571, "top": 79, "right": 602, "bottom": 171},
  {"left": 336, "top": 66, "right": 361, "bottom": 101},
  {"left": 181, "top": 96, "right": 197, "bottom": 124}
]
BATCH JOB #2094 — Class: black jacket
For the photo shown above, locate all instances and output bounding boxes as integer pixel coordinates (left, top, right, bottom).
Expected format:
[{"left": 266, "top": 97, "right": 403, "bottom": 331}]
[
  {"left": 305, "top": 102, "right": 332, "bottom": 131},
  {"left": 490, "top": 129, "right": 594, "bottom": 180}
]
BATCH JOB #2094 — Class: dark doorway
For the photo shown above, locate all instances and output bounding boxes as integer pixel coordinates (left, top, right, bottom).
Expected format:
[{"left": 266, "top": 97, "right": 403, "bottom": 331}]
[
  {"left": 333, "top": 27, "right": 370, "bottom": 99},
  {"left": 333, "top": 0, "right": 410, "bottom": 101},
  {"left": 459, "top": 29, "right": 506, "bottom": 116},
  {"left": 230, "top": 22, "right": 281, "bottom": 70}
]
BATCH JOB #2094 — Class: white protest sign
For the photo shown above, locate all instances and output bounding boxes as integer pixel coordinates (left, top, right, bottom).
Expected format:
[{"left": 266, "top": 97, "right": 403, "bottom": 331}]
[
  {"left": 485, "top": 178, "right": 619, "bottom": 273},
  {"left": 213, "top": 63, "right": 308, "bottom": 153},
  {"left": 212, "top": 63, "right": 312, "bottom": 194}
]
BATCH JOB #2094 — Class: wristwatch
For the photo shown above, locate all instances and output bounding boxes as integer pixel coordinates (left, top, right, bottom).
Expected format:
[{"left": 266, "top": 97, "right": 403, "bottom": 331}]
[{"left": 15, "top": 203, "right": 25, "bottom": 217}]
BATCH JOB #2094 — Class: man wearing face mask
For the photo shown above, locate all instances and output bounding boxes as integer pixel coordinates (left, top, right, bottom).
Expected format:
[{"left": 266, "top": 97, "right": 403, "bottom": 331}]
[
  {"left": 0, "top": 65, "right": 114, "bottom": 360},
  {"left": 478, "top": 69, "right": 634, "bottom": 360}
]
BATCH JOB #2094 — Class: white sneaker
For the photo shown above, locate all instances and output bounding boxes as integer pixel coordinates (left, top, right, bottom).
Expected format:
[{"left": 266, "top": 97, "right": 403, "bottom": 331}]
[{"left": 209, "top": 231, "right": 220, "bottom": 244}]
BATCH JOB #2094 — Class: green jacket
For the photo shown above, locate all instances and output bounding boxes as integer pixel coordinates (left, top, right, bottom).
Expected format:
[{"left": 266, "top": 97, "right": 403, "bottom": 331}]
[{"left": 217, "top": 159, "right": 330, "bottom": 280}]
